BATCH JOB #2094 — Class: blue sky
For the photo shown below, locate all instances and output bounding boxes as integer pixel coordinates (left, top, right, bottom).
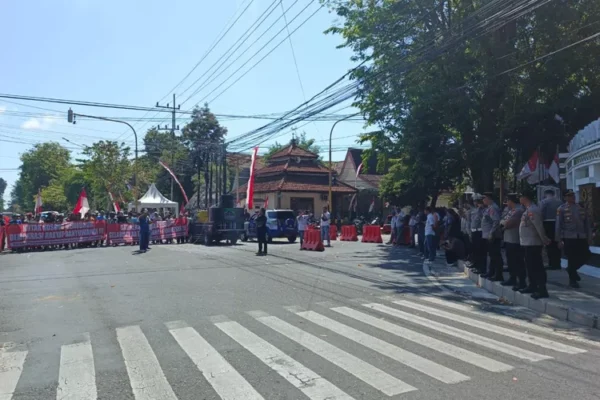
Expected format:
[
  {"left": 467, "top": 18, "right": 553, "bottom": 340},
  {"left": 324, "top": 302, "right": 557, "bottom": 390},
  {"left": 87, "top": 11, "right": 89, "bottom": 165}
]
[{"left": 0, "top": 0, "right": 369, "bottom": 205}]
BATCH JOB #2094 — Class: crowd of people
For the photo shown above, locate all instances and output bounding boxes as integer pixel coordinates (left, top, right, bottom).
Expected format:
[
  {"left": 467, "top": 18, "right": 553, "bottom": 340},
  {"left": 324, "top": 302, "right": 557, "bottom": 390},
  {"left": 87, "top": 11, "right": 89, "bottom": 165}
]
[
  {"left": 0, "top": 209, "right": 190, "bottom": 253},
  {"left": 391, "top": 189, "right": 592, "bottom": 299}
]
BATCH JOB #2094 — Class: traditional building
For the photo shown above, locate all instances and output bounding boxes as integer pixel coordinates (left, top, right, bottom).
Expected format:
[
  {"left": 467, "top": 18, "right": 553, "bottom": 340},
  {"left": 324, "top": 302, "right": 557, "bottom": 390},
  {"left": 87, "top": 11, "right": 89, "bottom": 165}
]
[
  {"left": 237, "top": 143, "right": 357, "bottom": 213},
  {"left": 337, "top": 148, "right": 383, "bottom": 215}
]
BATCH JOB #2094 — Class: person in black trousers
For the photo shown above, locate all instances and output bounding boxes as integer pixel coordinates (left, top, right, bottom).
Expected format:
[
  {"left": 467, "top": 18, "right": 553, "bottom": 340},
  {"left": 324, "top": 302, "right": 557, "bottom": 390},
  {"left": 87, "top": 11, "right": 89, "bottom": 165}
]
[{"left": 255, "top": 208, "right": 268, "bottom": 256}]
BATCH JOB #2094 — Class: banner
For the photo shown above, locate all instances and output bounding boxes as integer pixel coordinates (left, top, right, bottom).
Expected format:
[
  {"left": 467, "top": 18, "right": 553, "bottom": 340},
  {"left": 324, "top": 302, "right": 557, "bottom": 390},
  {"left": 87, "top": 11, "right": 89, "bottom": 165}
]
[
  {"left": 106, "top": 219, "right": 188, "bottom": 245},
  {"left": 6, "top": 221, "right": 107, "bottom": 249}
]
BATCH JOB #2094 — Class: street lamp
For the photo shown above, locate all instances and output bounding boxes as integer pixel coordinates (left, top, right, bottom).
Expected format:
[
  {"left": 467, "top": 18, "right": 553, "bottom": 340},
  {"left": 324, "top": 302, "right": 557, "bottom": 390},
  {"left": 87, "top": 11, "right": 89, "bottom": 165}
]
[{"left": 328, "top": 113, "right": 361, "bottom": 210}]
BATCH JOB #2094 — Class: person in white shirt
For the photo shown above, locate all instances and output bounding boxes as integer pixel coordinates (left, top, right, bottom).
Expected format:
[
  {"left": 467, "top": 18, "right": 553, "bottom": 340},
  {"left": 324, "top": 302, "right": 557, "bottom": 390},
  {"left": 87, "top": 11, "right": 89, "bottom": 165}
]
[
  {"left": 296, "top": 210, "right": 309, "bottom": 248},
  {"left": 320, "top": 206, "right": 331, "bottom": 247},
  {"left": 424, "top": 206, "right": 439, "bottom": 263},
  {"left": 389, "top": 211, "right": 398, "bottom": 244}
]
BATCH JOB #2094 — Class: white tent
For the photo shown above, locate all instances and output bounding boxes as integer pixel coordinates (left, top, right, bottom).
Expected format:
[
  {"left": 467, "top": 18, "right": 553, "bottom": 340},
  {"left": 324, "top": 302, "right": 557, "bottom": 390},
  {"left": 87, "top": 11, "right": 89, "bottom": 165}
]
[{"left": 130, "top": 183, "right": 179, "bottom": 216}]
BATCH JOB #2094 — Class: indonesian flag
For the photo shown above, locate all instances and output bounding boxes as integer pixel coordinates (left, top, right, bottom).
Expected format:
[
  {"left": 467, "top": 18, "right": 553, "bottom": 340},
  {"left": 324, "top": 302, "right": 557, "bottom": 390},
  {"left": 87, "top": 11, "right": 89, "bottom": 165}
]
[
  {"left": 548, "top": 153, "right": 560, "bottom": 183},
  {"left": 73, "top": 188, "right": 90, "bottom": 218},
  {"left": 368, "top": 197, "right": 375, "bottom": 213},
  {"left": 246, "top": 147, "right": 259, "bottom": 210},
  {"left": 349, "top": 193, "right": 357, "bottom": 212},
  {"left": 517, "top": 150, "right": 548, "bottom": 184},
  {"left": 356, "top": 162, "right": 363, "bottom": 178},
  {"left": 35, "top": 189, "right": 42, "bottom": 215},
  {"left": 264, "top": 196, "right": 269, "bottom": 209},
  {"left": 159, "top": 160, "right": 189, "bottom": 204},
  {"left": 108, "top": 191, "right": 120, "bottom": 213}
]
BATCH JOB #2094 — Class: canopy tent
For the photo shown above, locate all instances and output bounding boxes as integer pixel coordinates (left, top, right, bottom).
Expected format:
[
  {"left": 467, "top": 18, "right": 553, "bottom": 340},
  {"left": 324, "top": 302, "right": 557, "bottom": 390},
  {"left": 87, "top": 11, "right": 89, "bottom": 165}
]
[{"left": 129, "top": 183, "right": 179, "bottom": 216}]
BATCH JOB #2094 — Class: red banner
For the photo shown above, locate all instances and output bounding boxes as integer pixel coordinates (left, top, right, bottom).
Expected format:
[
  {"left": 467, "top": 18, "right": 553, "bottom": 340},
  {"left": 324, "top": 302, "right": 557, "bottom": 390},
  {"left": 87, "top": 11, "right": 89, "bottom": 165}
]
[
  {"left": 106, "top": 219, "right": 188, "bottom": 245},
  {"left": 6, "top": 221, "right": 107, "bottom": 249}
]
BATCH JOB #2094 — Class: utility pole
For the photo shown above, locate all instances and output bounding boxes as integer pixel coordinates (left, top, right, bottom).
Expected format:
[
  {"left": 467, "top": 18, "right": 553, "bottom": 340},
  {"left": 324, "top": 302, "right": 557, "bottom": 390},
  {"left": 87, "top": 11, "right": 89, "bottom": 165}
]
[{"left": 156, "top": 94, "right": 180, "bottom": 200}]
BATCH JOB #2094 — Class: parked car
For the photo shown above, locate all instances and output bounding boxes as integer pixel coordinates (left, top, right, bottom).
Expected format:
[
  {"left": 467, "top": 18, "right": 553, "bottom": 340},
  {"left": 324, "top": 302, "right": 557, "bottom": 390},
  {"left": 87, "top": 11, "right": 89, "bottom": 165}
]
[{"left": 241, "top": 209, "right": 297, "bottom": 243}]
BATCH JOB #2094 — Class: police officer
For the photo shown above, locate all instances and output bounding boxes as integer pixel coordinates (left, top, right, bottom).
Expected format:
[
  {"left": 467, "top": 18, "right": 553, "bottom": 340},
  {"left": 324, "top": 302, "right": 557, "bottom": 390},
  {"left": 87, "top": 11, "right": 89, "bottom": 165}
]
[
  {"left": 500, "top": 194, "right": 526, "bottom": 290},
  {"left": 469, "top": 196, "right": 485, "bottom": 274},
  {"left": 481, "top": 192, "right": 503, "bottom": 280},
  {"left": 556, "top": 190, "right": 592, "bottom": 288},
  {"left": 519, "top": 192, "right": 550, "bottom": 299},
  {"left": 540, "top": 189, "right": 563, "bottom": 270}
]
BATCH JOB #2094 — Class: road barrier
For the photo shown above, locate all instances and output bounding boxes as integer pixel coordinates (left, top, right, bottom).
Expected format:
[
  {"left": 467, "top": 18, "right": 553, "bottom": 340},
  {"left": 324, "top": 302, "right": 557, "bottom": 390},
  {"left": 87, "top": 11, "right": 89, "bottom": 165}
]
[
  {"left": 301, "top": 229, "right": 325, "bottom": 251},
  {"left": 329, "top": 225, "right": 338, "bottom": 241},
  {"left": 361, "top": 225, "right": 383, "bottom": 243},
  {"left": 340, "top": 225, "right": 358, "bottom": 241}
]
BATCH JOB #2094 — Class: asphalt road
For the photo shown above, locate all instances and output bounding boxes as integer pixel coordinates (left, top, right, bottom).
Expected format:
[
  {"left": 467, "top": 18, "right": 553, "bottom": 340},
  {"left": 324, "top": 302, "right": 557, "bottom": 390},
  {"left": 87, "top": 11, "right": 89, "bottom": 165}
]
[{"left": 1, "top": 239, "right": 599, "bottom": 400}]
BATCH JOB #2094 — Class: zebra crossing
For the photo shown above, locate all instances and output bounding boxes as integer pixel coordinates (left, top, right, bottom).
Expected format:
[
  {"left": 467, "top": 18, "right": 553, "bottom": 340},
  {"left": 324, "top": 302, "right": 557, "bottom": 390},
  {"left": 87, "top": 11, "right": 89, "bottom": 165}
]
[{"left": 1, "top": 295, "right": 596, "bottom": 400}]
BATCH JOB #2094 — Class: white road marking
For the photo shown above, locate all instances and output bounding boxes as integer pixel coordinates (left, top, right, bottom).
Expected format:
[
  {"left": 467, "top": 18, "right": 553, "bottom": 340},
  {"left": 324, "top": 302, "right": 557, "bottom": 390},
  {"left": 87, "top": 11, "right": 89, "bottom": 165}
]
[
  {"left": 393, "top": 299, "right": 586, "bottom": 354},
  {"left": 57, "top": 337, "right": 97, "bottom": 400},
  {"left": 0, "top": 350, "right": 27, "bottom": 400},
  {"left": 116, "top": 325, "right": 178, "bottom": 400},
  {"left": 417, "top": 296, "right": 600, "bottom": 348},
  {"left": 332, "top": 306, "right": 512, "bottom": 373},
  {"left": 364, "top": 303, "right": 551, "bottom": 362},
  {"left": 295, "top": 310, "right": 469, "bottom": 384},
  {"left": 215, "top": 319, "right": 355, "bottom": 400},
  {"left": 252, "top": 312, "right": 416, "bottom": 396},
  {"left": 167, "top": 321, "right": 265, "bottom": 400}
]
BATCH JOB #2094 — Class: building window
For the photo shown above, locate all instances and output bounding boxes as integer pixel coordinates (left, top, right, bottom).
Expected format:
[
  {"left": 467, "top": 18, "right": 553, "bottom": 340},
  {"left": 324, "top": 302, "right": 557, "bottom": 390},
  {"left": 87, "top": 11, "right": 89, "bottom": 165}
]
[{"left": 290, "top": 197, "right": 315, "bottom": 213}]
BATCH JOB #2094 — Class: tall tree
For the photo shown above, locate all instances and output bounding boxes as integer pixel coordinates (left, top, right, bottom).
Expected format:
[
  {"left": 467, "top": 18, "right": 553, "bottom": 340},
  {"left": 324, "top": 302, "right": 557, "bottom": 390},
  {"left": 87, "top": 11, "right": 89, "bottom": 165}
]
[
  {"left": 11, "top": 142, "right": 71, "bottom": 211},
  {"left": 0, "top": 177, "right": 6, "bottom": 210}
]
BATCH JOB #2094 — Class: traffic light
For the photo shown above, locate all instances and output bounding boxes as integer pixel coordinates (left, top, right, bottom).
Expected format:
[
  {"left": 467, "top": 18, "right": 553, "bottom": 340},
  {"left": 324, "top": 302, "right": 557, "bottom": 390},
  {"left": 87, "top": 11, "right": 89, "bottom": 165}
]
[{"left": 67, "top": 108, "right": 73, "bottom": 123}]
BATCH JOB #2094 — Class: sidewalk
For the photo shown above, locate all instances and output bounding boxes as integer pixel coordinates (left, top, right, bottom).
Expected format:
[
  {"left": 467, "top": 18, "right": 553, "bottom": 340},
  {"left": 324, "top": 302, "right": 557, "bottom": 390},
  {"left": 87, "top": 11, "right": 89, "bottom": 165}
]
[{"left": 427, "top": 256, "right": 600, "bottom": 330}]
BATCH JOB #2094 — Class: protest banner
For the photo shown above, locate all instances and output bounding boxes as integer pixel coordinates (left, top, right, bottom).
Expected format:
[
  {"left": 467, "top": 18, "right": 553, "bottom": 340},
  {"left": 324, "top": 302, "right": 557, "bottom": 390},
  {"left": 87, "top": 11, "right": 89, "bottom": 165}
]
[
  {"left": 106, "top": 218, "right": 188, "bottom": 245},
  {"left": 5, "top": 221, "right": 107, "bottom": 249}
]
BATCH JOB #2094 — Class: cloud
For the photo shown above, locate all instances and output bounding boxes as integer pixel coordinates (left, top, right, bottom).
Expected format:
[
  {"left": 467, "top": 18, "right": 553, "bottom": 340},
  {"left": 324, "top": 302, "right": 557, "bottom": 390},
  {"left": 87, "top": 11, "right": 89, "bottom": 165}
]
[
  {"left": 0, "top": 106, "right": 6, "bottom": 114},
  {"left": 21, "top": 115, "right": 56, "bottom": 130}
]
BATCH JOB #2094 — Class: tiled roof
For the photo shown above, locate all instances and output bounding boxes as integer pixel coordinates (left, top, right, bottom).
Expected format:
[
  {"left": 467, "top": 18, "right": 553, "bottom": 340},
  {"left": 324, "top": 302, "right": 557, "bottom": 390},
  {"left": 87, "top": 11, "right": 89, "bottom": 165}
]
[
  {"left": 236, "top": 179, "right": 356, "bottom": 194},
  {"left": 257, "top": 161, "right": 331, "bottom": 175},
  {"left": 332, "top": 161, "right": 344, "bottom": 174},
  {"left": 360, "top": 174, "right": 383, "bottom": 187},
  {"left": 270, "top": 145, "right": 318, "bottom": 160}
]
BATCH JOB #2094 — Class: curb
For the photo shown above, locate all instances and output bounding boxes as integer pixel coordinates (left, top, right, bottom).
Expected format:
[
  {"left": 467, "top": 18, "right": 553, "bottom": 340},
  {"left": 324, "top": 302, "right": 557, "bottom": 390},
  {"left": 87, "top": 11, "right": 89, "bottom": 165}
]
[{"left": 459, "top": 261, "right": 599, "bottom": 330}]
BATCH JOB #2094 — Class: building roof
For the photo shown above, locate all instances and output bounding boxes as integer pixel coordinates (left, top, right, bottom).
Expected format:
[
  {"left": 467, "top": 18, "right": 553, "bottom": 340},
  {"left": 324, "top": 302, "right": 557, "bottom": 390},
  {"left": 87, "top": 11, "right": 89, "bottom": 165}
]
[
  {"left": 269, "top": 144, "right": 319, "bottom": 160},
  {"left": 257, "top": 161, "right": 331, "bottom": 175},
  {"left": 237, "top": 177, "right": 357, "bottom": 194},
  {"left": 359, "top": 174, "right": 383, "bottom": 187},
  {"left": 348, "top": 148, "right": 378, "bottom": 174},
  {"left": 332, "top": 161, "right": 344, "bottom": 174}
]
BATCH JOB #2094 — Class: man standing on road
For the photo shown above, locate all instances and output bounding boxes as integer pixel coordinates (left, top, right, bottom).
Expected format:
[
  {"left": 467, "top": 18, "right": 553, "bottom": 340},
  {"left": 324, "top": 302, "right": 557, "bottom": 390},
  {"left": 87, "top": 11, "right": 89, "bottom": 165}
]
[
  {"left": 469, "top": 197, "right": 485, "bottom": 274},
  {"left": 256, "top": 208, "right": 268, "bottom": 256},
  {"left": 321, "top": 206, "right": 331, "bottom": 247},
  {"left": 541, "top": 189, "right": 563, "bottom": 270},
  {"left": 501, "top": 193, "right": 526, "bottom": 290},
  {"left": 296, "top": 210, "right": 308, "bottom": 249},
  {"left": 519, "top": 192, "right": 551, "bottom": 299},
  {"left": 481, "top": 193, "right": 503, "bottom": 281},
  {"left": 556, "top": 190, "right": 592, "bottom": 288},
  {"left": 423, "top": 206, "right": 438, "bottom": 264},
  {"left": 139, "top": 209, "right": 150, "bottom": 253}
]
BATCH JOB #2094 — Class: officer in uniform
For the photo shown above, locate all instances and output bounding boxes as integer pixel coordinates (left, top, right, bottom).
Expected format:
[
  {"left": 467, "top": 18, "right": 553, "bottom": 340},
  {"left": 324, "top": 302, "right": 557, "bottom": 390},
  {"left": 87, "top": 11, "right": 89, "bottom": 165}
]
[
  {"left": 540, "top": 189, "right": 563, "bottom": 270},
  {"left": 481, "top": 192, "right": 503, "bottom": 281},
  {"left": 500, "top": 193, "right": 526, "bottom": 290},
  {"left": 519, "top": 192, "right": 550, "bottom": 299},
  {"left": 555, "top": 190, "right": 592, "bottom": 288},
  {"left": 469, "top": 196, "right": 485, "bottom": 274}
]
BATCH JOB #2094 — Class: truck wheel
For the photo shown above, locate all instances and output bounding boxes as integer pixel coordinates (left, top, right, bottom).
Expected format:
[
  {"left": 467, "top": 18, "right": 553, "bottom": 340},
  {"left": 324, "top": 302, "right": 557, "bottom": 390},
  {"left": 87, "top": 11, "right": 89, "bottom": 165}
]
[
  {"left": 240, "top": 232, "right": 248, "bottom": 242},
  {"left": 287, "top": 236, "right": 297, "bottom": 243},
  {"left": 230, "top": 237, "right": 238, "bottom": 245}
]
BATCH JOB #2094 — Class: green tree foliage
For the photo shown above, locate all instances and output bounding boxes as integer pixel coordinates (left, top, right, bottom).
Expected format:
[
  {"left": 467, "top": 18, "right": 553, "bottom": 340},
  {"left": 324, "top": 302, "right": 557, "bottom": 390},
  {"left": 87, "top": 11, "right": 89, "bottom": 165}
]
[
  {"left": 263, "top": 130, "right": 321, "bottom": 161},
  {"left": 80, "top": 141, "right": 132, "bottom": 210},
  {"left": 0, "top": 177, "right": 6, "bottom": 210},
  {"left": 325, "top": 0, "right": 600, "bottom": 194},
  {"left": 11, "top": 142, "right": 71, "bottom": 211}
]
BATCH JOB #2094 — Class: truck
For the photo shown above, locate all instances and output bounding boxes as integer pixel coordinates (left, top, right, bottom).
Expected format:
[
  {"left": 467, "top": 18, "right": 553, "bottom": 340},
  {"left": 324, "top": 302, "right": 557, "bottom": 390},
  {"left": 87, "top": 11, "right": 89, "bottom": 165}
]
[{"left": 190, "top": 195, "right": 245, "bottom": 246}]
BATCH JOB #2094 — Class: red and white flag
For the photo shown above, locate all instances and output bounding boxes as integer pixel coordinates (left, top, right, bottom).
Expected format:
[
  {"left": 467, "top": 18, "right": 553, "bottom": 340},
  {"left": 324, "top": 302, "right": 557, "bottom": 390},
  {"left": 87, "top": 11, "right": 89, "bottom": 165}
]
[
  {"left": 159, "top": 160, "right": 189, "bottom": 204},
  {"left": 368, "top": 197, "right": 375, "bottom": 213},
  {"left": 264, "top": 196, "right": 269, "bottom": 209},
  {"left": 246, "top": 147, "right": 259, "bottom": 210},
  {"left": 548, "top": 153, "right": 560, "bottom": 183},
  {"left": 108, "top": 191, "right": 120, "bottom": 213},
  {"left": 35, "top": 189, "right": 43, "bottom": 215},
  {"left": 356, "top": 162, "right": 363, "bottom": 178},
  {"left": 73, "top": 188, "right": 90, "bottom": 217},
  {"left": 517, "top": 150, "right": 548, "bottom": 184}
]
